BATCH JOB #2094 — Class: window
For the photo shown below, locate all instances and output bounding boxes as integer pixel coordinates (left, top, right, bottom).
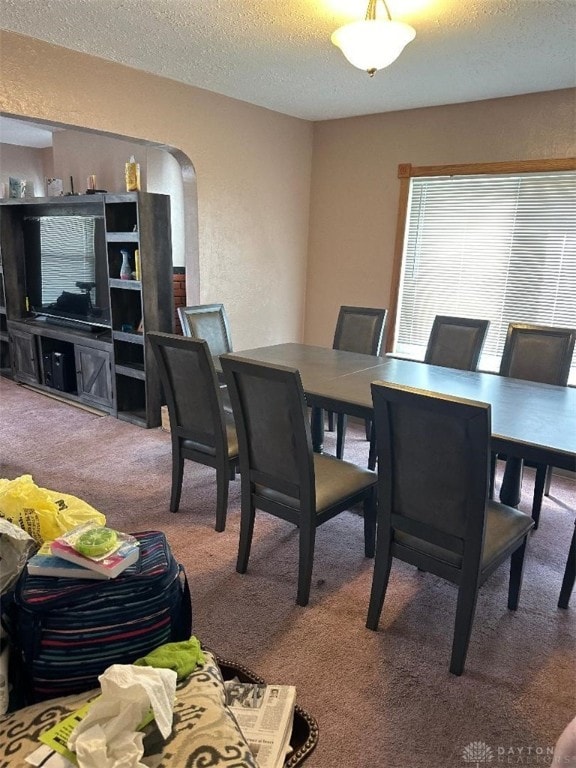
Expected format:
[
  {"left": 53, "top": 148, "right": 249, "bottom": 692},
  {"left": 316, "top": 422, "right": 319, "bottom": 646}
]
[{"left": 392, "top": 161, "right": 576, "bottom": 383}]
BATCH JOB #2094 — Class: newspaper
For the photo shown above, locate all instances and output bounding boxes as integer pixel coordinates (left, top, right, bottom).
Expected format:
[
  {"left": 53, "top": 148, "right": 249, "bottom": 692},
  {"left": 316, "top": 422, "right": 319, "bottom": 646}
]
[{"left": 224, "top": 680, "right": 296, "bottom": 768}]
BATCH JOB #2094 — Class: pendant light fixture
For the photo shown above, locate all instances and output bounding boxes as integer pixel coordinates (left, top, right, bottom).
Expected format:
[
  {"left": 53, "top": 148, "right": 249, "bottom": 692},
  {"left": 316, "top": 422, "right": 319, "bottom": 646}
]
[{"left": 331, "top": 0, "right": 416, "bottom": 77}]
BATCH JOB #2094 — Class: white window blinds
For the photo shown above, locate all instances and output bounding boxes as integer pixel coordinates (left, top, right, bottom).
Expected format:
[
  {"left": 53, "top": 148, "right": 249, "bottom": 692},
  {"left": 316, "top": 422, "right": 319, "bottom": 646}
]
[
  {"left": 40, "top": 216, "right": 96, "bottom": 303},
  {"left": 394, "top": 171, "right": 576, "bottom": 382}
]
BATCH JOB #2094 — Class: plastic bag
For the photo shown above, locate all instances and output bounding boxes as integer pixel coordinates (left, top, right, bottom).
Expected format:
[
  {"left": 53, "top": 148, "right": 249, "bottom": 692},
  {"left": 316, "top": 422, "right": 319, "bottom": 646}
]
[
  {"left": 0, "top": 518, "right": 37, "bottom": 595},
  {"left": 0, "top": 475, "right": 105, "bottom": 545}
]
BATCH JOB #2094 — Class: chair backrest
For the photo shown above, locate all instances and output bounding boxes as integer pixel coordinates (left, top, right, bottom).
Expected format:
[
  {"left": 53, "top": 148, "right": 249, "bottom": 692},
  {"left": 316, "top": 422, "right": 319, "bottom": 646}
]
[
  {"left": 221, "top": 355, "right": 315, "bottom": 503},
  {"left": 371, "top": 380, "right": 490, "bottom": 565},
  {"left": 178, "top": 304, "right": 233, "bottom": 357},
  {"left": 148, "top": 332, "right": 227, "bottom": 452},
  {"left": 499, "top": 323, "right": 576, "bottom": 386},
  {"left": 424, "top": 316, "right": 489, "bottom": 371},
  {"left": 333, "top": 306, "right": 387, "bottom": 356}
]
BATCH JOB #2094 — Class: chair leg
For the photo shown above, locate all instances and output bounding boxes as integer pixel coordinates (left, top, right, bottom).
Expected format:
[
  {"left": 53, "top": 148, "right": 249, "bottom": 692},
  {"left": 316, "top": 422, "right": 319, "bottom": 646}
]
[
  {"left": 368, "top": 423, "right": 377, "bottom": 471},
  {"left": 544, "top": 466, "right": 552, "bottom": 497},
  {"left": 489, "top": 451, "right": 497, "bottom": 499},
  {"left": 508, "top": 536, "right": 529, "bottom": 610},
  {"left": 366, "top": 529, "right": 393, "bottom": 630},
  {"left": 559, "top": 522, "right": 576, "bottom": 609},
  {"left": 365, "top": 418, "right": 372, "bottom": 441},
  {"left": 336, "top": 413, "right": 347, "bottom": 459},
  {"left": 531, "top": 463, "right": 548, "bottom": 530},
  {"left": 170, "top": 449, "right": 184, "bottom": 513},
  {"left": 450, "top": 579, "right": 480, "bottom": 676},
  {"left": 363, "top": 488, "right": 376, "bottom": 558},
  {"left": 236, "top": 496, "right": 256, "bottom": 574},
  {"left": 215, "top": 468, "right": 230, "bottom": 533},
  {"left": 297, "top": 521, "right": 316, "bottom": 607},
  {"left": 327, "top": 410, "right": 335, "bottom": 432}
]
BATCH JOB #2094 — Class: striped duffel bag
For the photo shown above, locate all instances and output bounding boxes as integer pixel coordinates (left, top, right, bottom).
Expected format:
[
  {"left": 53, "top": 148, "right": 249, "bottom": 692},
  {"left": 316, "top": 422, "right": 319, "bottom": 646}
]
[{"left": 5, "top": 529, "right": 192, "bottom": 705}]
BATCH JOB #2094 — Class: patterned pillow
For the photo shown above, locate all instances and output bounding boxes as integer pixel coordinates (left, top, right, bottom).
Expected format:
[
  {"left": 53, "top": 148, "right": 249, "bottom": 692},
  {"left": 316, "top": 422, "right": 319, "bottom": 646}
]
[{"left": 0, "top": 651, "right": 257, "bottom": 768}]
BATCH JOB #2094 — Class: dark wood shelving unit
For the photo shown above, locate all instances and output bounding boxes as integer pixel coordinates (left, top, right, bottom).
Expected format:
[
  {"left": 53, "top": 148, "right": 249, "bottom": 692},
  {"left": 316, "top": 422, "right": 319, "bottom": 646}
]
[{"left": 0, "top": 192, "right": 173, "bottom": 427}]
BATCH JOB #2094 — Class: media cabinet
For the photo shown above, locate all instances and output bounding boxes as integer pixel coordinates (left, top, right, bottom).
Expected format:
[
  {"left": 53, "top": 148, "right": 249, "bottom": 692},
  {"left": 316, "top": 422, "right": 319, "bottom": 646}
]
[{"left": 0, "top": 192, "right": 173, "bottom": 427}]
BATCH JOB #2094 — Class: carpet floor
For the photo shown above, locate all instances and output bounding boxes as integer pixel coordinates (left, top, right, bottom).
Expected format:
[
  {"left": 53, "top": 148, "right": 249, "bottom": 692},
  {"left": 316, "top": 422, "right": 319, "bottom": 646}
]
[{"left": 1, "top": 376, "right": 575, "bottom": 767}]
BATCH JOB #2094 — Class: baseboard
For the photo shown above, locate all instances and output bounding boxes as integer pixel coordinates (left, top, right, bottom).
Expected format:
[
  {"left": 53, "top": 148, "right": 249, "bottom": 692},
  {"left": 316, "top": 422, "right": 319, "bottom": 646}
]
[{"left": 20, "top": 384, "right": 106, "bottom": 417}]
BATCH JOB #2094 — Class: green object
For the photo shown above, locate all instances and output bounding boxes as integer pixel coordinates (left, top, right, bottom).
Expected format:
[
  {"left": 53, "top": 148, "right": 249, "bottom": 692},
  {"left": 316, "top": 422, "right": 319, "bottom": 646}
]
[
  {"left": 133, "top": 636, "right": 205, "bottom": 681},
  {"left": 74, "top": 527, "right": 118, "bottom": 557}
]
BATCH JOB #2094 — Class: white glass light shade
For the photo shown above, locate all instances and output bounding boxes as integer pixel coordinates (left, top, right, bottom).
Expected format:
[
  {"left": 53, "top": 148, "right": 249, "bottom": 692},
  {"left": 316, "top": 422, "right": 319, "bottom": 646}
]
[{"left": 331, "top": 19, "right": 416, "bottom": 74}]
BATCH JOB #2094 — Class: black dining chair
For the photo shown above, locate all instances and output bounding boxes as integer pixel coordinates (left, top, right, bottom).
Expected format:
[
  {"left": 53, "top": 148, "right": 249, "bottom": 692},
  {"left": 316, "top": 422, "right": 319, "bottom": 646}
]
[
  {"left": 327, "top": 306, "right": 388, "bottom": 462},
  {"left": 492, "top": 322, "right": 576, "bottom": 527},
  {"left": 366, "top": 381, "right": 534, "bottom": 676},
  {"left": 148, "top": 332, "right": 239, "bottom": 532},
  {"left": 424, "top": 315, "right": 490, "bottom": 371},
  {"left": 221, "top": 354, "right": 377, "bottom": 607},
  {"left": 178, "top": 303, "right": 233, "bottom": 356},
  {"left": 178, "top": 303, "right": 234, "bottom": 409}
]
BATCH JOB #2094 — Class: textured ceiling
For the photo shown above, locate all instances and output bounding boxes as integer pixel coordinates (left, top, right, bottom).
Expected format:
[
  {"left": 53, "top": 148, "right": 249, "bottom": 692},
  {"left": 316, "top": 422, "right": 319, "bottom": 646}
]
[{"left": 1, "top": 0, "right": 575, "bottom": 121}]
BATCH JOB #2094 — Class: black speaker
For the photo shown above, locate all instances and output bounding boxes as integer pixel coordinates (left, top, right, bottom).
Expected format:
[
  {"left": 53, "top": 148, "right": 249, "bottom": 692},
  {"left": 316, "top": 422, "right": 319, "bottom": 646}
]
[
  {"left": 52, "top": 351, "right": 75, "bottom": 393},
  {"left": 42, "top": 352, "right": 54, "bottom": 387}
]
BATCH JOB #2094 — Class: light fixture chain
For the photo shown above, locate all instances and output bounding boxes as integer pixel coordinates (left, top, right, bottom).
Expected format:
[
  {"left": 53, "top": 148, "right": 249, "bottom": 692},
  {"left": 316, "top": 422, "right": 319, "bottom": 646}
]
[{"left": 365, "top": 0, "right": 393, "bottom": 22}]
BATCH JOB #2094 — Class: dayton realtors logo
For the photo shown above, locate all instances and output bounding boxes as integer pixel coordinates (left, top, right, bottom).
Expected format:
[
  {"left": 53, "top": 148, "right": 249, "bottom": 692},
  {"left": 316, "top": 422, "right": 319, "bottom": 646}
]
[
  {"left": 463, "top": 742, "right": 494, "bottom": 766},
  {"left": 462, "top": 741, "right": 557, "bottom": 765}
]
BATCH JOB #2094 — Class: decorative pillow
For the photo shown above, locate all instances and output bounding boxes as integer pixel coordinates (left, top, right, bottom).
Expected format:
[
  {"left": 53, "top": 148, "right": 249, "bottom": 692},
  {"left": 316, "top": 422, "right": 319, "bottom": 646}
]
[{"left": 0, "top": 651, "right": 257, "bottom": 768}]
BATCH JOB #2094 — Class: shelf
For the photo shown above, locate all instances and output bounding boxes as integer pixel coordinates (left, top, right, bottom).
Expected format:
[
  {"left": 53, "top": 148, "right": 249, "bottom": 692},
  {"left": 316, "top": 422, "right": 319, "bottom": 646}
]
[
  {"left": 112, "top": 330, "right": 144, "bottom": 344},
  {"left": 106, "top": 232, "right": 139, "bottom": 242},
  {"left": 115, "top": 363, "right": 146, "bottom": 380},
  {"left": 105, "top": 198, "right": 139, "bottom": 233},
  {"left": 109, "top": 278, "right": 141, "bottom": 290},
  {"left": 117, "top": 410, "right": 148, "bottom": 428}
]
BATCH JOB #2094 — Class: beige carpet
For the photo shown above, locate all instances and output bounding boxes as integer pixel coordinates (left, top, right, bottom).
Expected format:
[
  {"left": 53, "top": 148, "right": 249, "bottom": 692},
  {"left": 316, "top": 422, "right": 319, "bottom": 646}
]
[{"left": 1, "top": 376, "right": 575, "bottom": 767}]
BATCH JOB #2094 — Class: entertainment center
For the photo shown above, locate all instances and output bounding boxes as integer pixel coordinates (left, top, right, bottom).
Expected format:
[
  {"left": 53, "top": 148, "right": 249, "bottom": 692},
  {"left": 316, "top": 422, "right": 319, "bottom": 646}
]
[{"left": 0, "top": 192, "right": 173, "bottom": 427}]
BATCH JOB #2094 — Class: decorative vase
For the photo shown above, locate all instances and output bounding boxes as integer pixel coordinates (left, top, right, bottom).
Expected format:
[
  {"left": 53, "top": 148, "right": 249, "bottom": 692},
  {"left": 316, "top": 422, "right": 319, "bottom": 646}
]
[{"left": 119, "top": 250, "right": 132, "bottom": 280}]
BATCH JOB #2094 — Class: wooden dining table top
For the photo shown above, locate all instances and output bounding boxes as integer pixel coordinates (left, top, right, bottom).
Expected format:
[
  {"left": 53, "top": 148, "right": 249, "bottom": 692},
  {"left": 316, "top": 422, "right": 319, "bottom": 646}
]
[{"left": 221, "top": 342, "right": 576, "bottom": 472}]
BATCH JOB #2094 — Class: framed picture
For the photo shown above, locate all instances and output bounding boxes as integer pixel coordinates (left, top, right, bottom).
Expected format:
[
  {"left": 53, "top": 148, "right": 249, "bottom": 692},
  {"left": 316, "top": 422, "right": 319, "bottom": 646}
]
[{"left": 46, "top": 178, "right": 63, "bottom": 197}]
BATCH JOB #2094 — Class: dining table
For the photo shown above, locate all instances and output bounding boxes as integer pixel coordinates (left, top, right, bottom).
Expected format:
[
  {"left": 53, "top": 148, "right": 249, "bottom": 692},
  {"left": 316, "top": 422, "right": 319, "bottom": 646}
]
[{"left": 219, "top": 343, "right": 576, "bottom": 510}]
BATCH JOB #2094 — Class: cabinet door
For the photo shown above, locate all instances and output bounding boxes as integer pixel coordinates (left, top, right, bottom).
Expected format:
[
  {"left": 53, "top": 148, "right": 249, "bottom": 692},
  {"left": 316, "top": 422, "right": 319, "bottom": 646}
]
[
  {"left": 10, "top": 328, "right": 39, "bottom": 384},
  {"left": 75, "top": 346, "right": 114, "bottom": 408}
]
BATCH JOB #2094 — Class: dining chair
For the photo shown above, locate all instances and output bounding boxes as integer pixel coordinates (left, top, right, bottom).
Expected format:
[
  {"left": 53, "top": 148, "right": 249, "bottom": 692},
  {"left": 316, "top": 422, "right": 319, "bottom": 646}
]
[
  {"left": 220, "top": 354, "right": 377, "bottom": 606},
  {"left": 492, "top": 322, "right": 576, "bottom": 527},
  {"left": 148, "top": 332, "right": 239, "bottom": 532},
  {"left": 366, "top": 381, "right": 534, "bottom": 676},
  {"left": 178, "top": 302, "right": 233, "bottom": 408},
  {"left": 424, "top": 315, "right": 490, "bottom": 371},
  {"left": 327, "top": 306, "right": 388, "bottom": 463},
  {"left": 178, "top": 303, "right": 233, "bottom": 354}
]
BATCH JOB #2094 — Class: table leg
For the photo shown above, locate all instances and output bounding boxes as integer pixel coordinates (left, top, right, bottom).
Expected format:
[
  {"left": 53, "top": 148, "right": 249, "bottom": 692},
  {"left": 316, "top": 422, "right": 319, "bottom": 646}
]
[
  {"left": 311, "top": 406, "right": 324, "bottom": 453},
  {"left": 499, "top": 456, "right": 523, "bottom": 508}
]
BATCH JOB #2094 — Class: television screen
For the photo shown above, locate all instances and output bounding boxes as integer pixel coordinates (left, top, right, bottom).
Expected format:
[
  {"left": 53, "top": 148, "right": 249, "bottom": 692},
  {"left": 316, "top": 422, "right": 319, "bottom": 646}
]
[{"left": 23, "top": 214, "right": 110, "bottom": 329}]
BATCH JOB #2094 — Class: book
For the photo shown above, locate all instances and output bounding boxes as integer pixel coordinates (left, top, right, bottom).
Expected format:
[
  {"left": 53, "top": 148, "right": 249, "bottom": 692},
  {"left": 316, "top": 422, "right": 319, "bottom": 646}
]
[
  {"left": 224, "top": 680, "right": 296, "bottom": 768},
  {"left": 50, "top": 523, "right": 140, "bottom": 578},
  {"left": 27, "top": 543, "right": 110, "bottom": 580}
]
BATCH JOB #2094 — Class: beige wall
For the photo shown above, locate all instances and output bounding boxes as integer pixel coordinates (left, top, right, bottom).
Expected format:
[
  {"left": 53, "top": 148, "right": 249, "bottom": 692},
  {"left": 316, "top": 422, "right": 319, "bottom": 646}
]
[
  {"left": 305, "top": 88, "right": 576, "bottom": 348},
  {"left": 0, "top": 143, "right": 52, "bottom": 197},
  {"left": 0, "top": 31, "right": 313, "bottom": 350}
]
